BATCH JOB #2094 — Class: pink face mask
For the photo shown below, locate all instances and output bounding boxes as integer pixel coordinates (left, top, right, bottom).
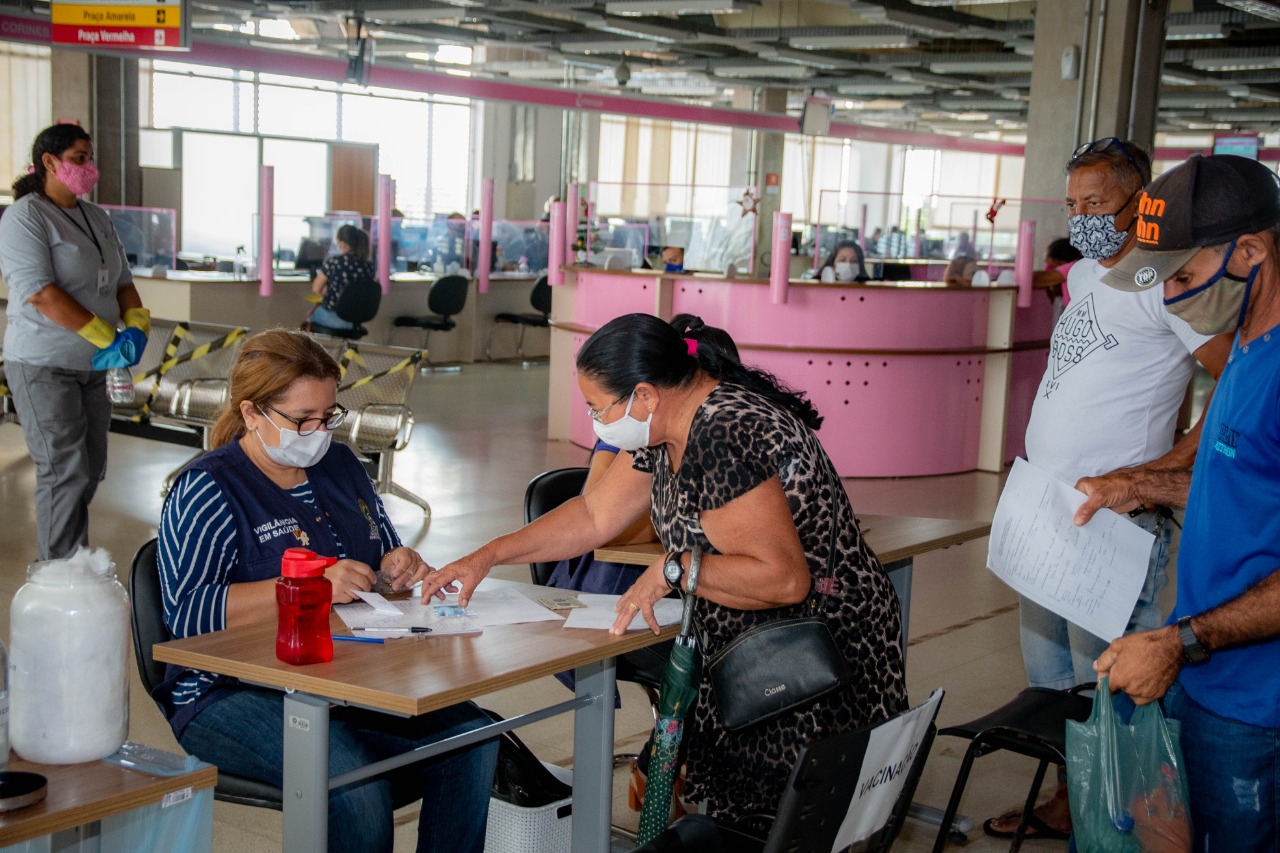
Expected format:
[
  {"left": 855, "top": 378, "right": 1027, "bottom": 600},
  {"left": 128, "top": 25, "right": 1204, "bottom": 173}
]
[{"left": 53, "top": 159, "right": 99, "bottom": 196}]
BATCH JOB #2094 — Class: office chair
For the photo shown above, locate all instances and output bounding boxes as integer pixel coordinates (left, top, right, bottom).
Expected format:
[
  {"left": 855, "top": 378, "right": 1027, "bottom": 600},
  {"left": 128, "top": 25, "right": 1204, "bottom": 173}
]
[
  {"left": 633, "top": 701, "right": 941, "bottom": 853},
  {"left": 129, "top": 539, "right": 423, "bottom": 813},
  {"left": 305, "top": 275, "right": 382, "bottom": 341},
  {"left": 393, "top": 274, "right": 469, "bottom": 369},
  {"left": 485, "top": 275, "right": 550, "bottom": 361},
  {"left": 523, "top": 467, "right": 664, "bottom": 761},
  {"left": 930, "top": 686, "right": 1093, "bottom": 852}
]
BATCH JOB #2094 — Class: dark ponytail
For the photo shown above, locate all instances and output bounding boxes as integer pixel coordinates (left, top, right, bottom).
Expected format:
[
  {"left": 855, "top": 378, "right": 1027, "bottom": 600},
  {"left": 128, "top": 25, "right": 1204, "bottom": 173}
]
[
  {"left": 577, "top": 313, "right": 823, "bottom": 431},
  {"left": 337, "top": 224, "right": 371, "bottom": 262},
  {"left": 12, "top": 124, "right": 93, "bottom": 200}
]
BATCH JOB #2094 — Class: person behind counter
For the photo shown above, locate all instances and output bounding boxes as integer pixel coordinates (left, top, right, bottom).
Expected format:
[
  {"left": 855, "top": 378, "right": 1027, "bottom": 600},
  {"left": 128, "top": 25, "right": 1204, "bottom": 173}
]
[
  {"left": 422, "top": 312, "right": 906, "bottom": 820},
  {"left": 818, "top": 239, "right": 869, "bottom": 282},
  {"left": 661, "top": 245, "right": 686, "bottom": 272},
  {"left": 155, "top": 329, "right": 497, "bottom": 853},
  {"left": 0, "top": 123, "right": 150, "bottom": 561},
  {"left": 943, "top": 254, "right": 979, "bottom": 286},
  {"left": 306, "top": 224, "right": 376, "bottom": 333}
]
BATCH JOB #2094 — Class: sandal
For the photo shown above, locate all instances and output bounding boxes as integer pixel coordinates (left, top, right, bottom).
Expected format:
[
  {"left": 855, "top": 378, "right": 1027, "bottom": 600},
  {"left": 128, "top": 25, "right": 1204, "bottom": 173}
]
[{"left": 982, "top": 809, "right": 1070, "bottom": 841}]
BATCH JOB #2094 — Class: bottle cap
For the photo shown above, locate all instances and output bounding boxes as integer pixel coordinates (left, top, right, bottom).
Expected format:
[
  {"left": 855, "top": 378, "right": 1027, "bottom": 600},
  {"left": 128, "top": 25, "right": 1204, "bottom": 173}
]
[{"left": 281, "top": 548, "right": 337, "bottom": 578}]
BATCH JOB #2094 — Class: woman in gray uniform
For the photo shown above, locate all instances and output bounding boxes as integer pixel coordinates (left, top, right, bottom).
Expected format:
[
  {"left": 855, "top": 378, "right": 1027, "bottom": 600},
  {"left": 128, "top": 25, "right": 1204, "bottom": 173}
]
[{"left": 0, "top": 124, "right": 149, "bottom": 560}]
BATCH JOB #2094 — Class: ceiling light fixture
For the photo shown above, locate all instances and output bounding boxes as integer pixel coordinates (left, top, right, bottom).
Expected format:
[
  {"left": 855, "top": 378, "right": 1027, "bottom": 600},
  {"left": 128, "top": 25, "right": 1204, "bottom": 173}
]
[
  {"left": 1166, "top": 23, "right": 1228, "bottom": 40},
  {"left": 788, "top": 33, "right": 918, "bottom": 50},
  {"left": 1217, "top": 0, "right": 1280, "bottom": 23},
  {"left": 712, "top": 63, "right": 815, "bottom": 78},
  {"left": 1190, "top": 55, "right": 1280, "bottom": 71},
  {"left": 605, "top": 0, "right": 760, "bottom": 15}
]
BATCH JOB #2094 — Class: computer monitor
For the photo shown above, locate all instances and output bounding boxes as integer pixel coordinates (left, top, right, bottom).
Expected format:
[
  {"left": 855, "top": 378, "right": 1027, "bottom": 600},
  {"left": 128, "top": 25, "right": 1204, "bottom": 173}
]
[
  {"left": 1213, "top": 134, "right": 1259, "bottom": 159},
  {"left": 296, "top": 238, "right": 330, "bottom": 276}
]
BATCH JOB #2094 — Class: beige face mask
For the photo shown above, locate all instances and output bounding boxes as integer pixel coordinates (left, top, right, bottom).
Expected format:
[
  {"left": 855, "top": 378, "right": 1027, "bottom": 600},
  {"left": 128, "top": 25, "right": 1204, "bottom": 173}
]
[{"left": 1162, "top": 241, "right": 1257, "bottom": 336}]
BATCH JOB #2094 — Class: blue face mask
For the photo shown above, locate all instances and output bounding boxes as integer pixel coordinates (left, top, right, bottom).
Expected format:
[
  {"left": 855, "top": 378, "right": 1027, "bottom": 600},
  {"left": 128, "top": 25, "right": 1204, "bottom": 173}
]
[
  {"left": 1163, "top": 239, "right": 1258, "bottom": 335},
  {"left": 664, "top": 262, "right": 684, "bottom": 273}
]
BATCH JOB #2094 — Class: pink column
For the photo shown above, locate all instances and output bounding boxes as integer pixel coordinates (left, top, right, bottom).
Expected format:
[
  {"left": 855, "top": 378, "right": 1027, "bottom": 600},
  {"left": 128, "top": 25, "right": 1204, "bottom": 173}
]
[
  {"left": 860, "top": 204, "right": 869, "bottom": 252},
  {"left": 565, "top": 183, "right": 579, "bottom": 263},
  {"left": 1016, "top": 219, "right": 1035, "bottom": 308},
  {"left": 376, "top": 174, "right": 393, "bottom": 293},
  {"left": 548, "top": 201, "right": 566, "bottom": 286},
  {"left": 770, "top": 211, "right": 791, "bottom": 305},
  {"left": 258, "top": 165, "right": 274, "bottom": 296},
  {"left": 478, "top": 177, "right": 494, "bottom": 294}
]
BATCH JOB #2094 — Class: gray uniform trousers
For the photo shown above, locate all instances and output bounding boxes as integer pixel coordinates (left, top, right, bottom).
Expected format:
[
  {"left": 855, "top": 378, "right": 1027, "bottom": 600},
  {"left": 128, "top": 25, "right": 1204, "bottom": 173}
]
[{"left": 7, "top": 361, "right": 111, "bottom": 561}]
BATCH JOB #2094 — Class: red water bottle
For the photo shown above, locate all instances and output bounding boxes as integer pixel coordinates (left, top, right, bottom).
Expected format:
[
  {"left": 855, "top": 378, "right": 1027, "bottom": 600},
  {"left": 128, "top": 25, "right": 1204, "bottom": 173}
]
[{"left": 276, "top": 548, "right": 337, "bottom": 665}]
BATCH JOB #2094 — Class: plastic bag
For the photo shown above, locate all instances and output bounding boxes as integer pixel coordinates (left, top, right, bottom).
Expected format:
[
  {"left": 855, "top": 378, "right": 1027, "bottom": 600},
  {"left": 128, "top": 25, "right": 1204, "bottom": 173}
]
[{"left": 1066, "top": 677, "right": 1192, "bottom": 853}]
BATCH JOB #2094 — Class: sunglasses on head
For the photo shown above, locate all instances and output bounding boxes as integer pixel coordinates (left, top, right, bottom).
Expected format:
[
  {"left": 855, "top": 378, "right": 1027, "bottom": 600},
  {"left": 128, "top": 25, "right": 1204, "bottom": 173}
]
[{"left": 1072, "top": 137, "right": 1145, "bottom": 182}]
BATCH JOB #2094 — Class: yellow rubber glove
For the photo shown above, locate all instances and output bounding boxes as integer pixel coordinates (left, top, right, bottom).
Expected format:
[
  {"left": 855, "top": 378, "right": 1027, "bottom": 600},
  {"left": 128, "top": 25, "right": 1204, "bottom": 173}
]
[
  {"left": 77, "top": 315, "right": 117, "bottom": 349},
  {"left": 123, "top": 306, "right": 151, "bottom": 337}
]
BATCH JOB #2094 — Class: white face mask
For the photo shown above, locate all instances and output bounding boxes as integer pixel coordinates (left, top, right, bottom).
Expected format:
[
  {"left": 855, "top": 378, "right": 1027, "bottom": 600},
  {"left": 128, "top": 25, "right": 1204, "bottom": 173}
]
[
  {"left": 834, "top": 261, "right": 856, "bottom": 282},
  {"left": 591, "top": 390, "right": 652, "bottom": 452},
  {"left": 255, "top": 407, "right": 333, "bottom": 468}
]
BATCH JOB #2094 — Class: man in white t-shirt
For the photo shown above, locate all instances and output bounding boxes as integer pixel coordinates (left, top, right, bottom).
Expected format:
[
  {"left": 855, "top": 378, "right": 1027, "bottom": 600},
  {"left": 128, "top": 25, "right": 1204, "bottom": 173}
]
[{"left": 985, "top": 139, "right": 1231, "bottom": 842}]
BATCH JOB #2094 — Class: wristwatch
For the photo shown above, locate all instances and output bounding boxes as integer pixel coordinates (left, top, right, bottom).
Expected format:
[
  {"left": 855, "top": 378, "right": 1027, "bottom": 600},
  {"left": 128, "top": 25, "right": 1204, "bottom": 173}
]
[
  {"left": 663, "top": 551, "right": 686, "bottom": 591},
  {"left": 1177, "top": 616, "right": 1210, "bottom": 663}
]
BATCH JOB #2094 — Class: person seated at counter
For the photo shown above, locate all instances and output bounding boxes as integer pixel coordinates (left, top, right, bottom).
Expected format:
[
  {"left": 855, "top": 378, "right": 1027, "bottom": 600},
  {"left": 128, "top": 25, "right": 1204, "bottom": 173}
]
[
  {"left": 1036, "top": 237, "right": 1083, "bottom": 308},
  {"left": 818, "top": 239, "right": 869, "bottom": 283},
  {"left": 155, "top": 329, "right": 498, "bottom": 853},
  {"left": 662, "top": 244, "right": 686, "bottom": 272},
  {"left": 305, "top": 224, "right": 375, "bottom": 333},
  {"left": 943, "top": 254, "right": 979, "bottom": 286}
]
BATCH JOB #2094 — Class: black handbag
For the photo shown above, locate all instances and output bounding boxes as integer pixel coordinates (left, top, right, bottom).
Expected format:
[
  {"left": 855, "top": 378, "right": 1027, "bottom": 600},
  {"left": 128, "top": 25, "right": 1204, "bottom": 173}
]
[
  {"left": 705, "top": 517, "right": 853, "bottom": 732},
  {"left": 484, "top": 710, "right": 572, "bottom": 808}
]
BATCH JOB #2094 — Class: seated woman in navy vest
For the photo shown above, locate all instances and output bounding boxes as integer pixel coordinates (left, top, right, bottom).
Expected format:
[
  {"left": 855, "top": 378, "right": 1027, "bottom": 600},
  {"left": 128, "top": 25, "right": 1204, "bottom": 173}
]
[{"left": 155, "top": 329, "right": 497, "bottom": 853}]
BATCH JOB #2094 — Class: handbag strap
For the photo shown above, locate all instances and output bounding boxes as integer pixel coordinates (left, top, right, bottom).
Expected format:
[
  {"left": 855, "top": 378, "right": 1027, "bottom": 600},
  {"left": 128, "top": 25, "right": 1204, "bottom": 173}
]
[{"left": 805, "top": 510, "right": 841, "bottom": 616}]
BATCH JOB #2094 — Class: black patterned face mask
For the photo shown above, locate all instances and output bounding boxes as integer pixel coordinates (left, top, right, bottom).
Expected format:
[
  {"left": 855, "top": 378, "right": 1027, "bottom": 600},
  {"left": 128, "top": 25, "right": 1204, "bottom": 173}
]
[{"left": 1068, "top": 213, "right": 1129, "bottom": 260}]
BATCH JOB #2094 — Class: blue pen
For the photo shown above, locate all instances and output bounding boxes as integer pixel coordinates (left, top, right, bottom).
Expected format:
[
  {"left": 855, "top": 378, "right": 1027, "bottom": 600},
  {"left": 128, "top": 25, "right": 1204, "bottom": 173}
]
[{"left": 333, "top": 634, "right": 384, "bottom": 644}]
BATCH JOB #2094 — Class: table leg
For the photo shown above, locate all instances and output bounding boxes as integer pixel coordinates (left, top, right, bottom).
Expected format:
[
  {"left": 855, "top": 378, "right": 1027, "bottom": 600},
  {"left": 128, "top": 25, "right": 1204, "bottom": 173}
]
[
  {"left": 571, "top": 657, "right": 617, "bottom": 853},
  {"left": 885, "top": 557, "right": 913, "bottom": 663},
  {"left": 282, "top": 692, "right": 331, "bottom": 853}
]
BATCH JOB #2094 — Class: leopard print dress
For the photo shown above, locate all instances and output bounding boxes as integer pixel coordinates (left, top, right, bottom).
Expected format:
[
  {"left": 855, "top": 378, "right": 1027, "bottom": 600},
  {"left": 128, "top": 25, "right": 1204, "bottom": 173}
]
[{"left": 631, "top": 383, "right": 907, "bottom": 819}]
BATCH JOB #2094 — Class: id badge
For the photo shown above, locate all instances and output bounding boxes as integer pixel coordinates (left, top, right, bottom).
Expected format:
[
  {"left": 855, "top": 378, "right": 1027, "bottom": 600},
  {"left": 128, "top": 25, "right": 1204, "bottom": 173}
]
[{"left": 97, "top": 265, "right": 110, "bottom": 294}]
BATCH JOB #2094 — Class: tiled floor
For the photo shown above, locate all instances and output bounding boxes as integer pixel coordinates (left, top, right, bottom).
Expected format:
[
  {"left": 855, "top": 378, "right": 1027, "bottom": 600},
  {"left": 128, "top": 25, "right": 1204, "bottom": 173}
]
[{"left": 0, "top": 360, "right": 1174, "bottom": 851}]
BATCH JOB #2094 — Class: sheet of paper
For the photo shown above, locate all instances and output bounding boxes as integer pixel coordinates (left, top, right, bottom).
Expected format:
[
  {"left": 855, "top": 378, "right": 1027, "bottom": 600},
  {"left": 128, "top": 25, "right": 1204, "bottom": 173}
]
[
  {"left": 333, "top": 599, "right": 482, "bottom": 636},
  {"left": 465, "top": 586, "right": 565, "bottom": 627},
  {"left": 987, "top": 458, "right": 1155, "bottom": 642},
  {"left": 562, "top": 593, "right": 684, "bottom": 631},
  {"left": 352, "top": 591, "right": 401, "bottom": 614}
]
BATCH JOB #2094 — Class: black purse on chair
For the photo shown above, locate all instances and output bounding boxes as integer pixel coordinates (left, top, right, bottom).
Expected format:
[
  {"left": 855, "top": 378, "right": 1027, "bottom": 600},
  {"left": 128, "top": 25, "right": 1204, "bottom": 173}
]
[{"left": 705, "top": 517, "right": 853, "bottom": 732}]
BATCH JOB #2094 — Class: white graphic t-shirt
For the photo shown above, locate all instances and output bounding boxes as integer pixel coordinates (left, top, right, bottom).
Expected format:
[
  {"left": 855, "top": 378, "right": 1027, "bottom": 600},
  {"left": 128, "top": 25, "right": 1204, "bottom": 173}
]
[{"left": 1023, "top": 258, "right": 1212, "bottom": 483}]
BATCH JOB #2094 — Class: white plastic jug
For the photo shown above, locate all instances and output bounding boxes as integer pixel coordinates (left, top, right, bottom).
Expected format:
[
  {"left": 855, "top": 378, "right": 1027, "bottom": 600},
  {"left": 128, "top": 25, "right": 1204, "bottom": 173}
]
[{"left": 9, "top": 548, "right": 130, "bottom": 764}]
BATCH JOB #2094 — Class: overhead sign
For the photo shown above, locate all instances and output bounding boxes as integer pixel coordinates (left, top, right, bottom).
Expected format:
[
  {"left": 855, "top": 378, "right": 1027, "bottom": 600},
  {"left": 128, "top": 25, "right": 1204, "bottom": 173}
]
[{"left": 50, "top": 0, "right": 187, "bottom": 50}]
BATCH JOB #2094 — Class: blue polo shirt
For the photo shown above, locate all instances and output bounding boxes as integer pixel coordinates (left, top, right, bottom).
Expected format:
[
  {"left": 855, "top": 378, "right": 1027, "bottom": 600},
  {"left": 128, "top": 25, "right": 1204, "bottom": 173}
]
[{"left": 1173, "top": 329, "right": 1280, "bottom": 728}]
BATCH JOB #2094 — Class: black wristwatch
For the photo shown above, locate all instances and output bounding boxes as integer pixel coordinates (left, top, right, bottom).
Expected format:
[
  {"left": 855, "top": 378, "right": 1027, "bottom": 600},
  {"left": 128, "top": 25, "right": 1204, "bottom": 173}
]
[
  {"left": 663, "top": 551, "right": 686, "bottom": 591},
  {"left": 1177, "top": 616, "right": 1210, "bottom": 663}
]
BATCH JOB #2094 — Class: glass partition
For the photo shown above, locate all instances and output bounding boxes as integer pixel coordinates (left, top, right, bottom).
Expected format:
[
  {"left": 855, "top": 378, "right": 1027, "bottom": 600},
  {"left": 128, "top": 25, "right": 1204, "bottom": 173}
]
[
  {"left": 586, "top": 182, "right": 756, "bottom": 275},
  {"left": 102, "top": 205, "right": 177, "bottom": 270},
  {"left": 253, "top": 212, "right": 361, "bottom": 276}
]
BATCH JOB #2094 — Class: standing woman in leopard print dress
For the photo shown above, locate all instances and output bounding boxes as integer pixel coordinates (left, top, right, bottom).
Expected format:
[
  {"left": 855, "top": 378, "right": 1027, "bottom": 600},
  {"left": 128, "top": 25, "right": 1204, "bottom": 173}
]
[{"left": 425, "top": 312, "right": 907, "bottom": 819}]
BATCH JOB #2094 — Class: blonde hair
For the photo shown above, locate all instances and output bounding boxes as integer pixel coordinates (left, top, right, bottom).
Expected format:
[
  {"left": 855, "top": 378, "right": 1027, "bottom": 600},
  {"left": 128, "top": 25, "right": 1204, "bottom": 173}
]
[{"left": 209, "top": 329, "right": 342, "bottom": 448}]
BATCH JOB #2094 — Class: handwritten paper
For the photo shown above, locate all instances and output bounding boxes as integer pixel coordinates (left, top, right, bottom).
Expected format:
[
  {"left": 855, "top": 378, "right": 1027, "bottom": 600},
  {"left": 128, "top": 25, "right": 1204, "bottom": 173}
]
[
  {"left": 988, "top": 458, "right": 1154, "bottom": 642},
  {"left": 562, "top": 593, "right": 684, "bottom": 631}
]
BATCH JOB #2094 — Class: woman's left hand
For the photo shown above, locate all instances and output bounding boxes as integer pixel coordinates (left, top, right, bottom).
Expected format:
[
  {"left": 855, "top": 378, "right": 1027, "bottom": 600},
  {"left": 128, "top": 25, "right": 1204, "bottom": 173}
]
[
  {"left": 380, "top": 547, "right": 431, "bottom": 592},
  {"left": 612, "top": 558, "right": 672, "bottom": 636}
]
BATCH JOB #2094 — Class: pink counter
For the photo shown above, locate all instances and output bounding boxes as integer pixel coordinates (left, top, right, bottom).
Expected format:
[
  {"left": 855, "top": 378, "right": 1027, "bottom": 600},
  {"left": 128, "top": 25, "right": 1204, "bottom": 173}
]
[{"left": 548, "top": 267, "right": 1052, "bottom": 478}]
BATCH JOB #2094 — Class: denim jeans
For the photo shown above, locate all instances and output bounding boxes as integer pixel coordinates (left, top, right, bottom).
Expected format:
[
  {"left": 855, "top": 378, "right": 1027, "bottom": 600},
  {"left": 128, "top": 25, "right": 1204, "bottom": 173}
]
[
  {"left": 1019, "top": 512, "right": 1170, "bottom": 690},
  {"left": 179, "top": 687, "right": 498, "bottom": 853},
  {"left": 310, "top": 305, "right": 355, "bottom": 330},
  {"left": 1164, "top": 682, "right": 1279, "bottom": 852}
]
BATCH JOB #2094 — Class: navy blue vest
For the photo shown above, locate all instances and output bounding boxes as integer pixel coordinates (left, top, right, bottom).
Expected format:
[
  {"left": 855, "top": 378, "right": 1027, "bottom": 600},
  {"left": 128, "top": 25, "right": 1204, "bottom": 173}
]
[{"left": 184, "top": 438, "right": 385, "bottom": 576}]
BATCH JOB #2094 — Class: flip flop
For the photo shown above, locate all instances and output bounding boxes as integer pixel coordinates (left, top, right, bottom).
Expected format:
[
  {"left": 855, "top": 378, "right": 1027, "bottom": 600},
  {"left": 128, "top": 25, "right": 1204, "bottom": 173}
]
[{"left": 982, "top": 809, "right": 1071, "bottom": 841}]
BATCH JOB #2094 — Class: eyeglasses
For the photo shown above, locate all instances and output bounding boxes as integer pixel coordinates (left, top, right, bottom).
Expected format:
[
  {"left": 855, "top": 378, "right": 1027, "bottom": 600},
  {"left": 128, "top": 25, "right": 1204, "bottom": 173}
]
[
  {"left": 1072, "top": 137, "right": 1145, "bottom": 182},
  {"left": 263, "top": 403, "right": 348, "bottom": 436},
  {"left": 587, "top": 393, "right": 628, "bottom": 423}
]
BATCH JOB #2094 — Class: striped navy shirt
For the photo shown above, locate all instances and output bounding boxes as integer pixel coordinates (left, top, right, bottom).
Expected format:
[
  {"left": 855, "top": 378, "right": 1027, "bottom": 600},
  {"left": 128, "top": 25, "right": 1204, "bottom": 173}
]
[{"left": 159, "top": 468, "right": 401, "bottom": 710}]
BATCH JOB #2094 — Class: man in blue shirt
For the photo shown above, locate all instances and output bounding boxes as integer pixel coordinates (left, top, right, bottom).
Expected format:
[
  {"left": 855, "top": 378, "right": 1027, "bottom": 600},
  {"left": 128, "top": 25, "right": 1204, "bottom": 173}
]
[{"left": 1078, "top": 154, "right": 1280, "bottom": 850}]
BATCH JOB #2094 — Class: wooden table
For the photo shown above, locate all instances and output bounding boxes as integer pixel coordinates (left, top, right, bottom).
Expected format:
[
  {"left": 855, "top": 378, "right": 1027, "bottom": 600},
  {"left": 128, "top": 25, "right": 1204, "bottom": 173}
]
[
  {"left": 154, "top": 579, "right": 675, "bottom": 853},
  {"left": 0, "top": 752, "right": 216, "bottom": 848},
  {"left": 595, "top": 514, "right": 992, "bottom": 660}
]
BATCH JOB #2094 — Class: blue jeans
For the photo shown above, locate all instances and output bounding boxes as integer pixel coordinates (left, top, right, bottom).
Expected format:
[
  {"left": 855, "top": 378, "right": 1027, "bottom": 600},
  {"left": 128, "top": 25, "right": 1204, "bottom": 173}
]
[
  {"left": 1020, "top": 512, "right": 1170, "bottom": 689},
  {"left": 1164, "top": 682, "right": 1279, "bottom": 852},
  {"left": 310, "top": 305, "right": 355, "bottom": 330},
  {"left": 179, "top": 687, "right": 498, "bottom": 853}
]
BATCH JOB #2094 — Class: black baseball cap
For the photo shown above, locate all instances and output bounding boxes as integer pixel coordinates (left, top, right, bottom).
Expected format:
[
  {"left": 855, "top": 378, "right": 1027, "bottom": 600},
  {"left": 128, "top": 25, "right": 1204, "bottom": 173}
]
[{"left": 1102, "top": 154, "right": 1280, "bottom": 292}]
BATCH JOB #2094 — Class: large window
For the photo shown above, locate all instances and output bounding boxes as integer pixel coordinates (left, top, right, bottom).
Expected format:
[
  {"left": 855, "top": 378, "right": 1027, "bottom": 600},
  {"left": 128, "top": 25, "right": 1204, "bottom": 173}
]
[
  {"left": 595, "top": 115, "right": 733, "bottom": 217},
  {"left": 0, "top": 44, "right": 52, "bottom": 195},
  {"left": 144, "top": 60, "right": 472, "bottom": 222}
]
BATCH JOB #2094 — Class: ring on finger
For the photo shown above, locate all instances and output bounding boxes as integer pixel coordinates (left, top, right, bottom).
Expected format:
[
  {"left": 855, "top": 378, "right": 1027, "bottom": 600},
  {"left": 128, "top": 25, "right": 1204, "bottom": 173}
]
[{"left": 628, "top": 602, "right": 640, "bottom": 612}]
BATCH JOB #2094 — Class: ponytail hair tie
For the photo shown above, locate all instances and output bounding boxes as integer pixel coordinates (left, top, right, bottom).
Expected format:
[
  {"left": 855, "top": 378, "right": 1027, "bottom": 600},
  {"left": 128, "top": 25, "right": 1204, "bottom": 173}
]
[
  {"left": 26, "top": 165, "right": 35, "bottom": 174},
  {"left": 685, "top": 338, "right": 698, "bottom": 357}
]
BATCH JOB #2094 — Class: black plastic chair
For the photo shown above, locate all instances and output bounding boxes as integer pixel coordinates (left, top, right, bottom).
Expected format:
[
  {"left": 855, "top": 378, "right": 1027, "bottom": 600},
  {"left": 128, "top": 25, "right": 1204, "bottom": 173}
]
[
  {"left": 634, "top": 703, "right": 941, "bottom": 853},
  {"left": 306, "top": 275, "right": 382, "bottom": 340},
  {"left": 128, "top": 538, "right": 285, "bottom": 811},
  {"left": 485, "top": 275, "right": 551, "bottom": 360},
  {"left": 393, "top": 274, "right": 469, "bottom": 366},
  {"left": 930, "top": 686, "right": 1093, "bottom": 852}
]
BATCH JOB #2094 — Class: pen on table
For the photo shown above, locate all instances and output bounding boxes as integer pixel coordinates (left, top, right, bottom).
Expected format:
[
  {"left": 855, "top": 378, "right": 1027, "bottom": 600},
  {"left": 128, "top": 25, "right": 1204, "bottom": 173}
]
[
  {"left": 333, "top": 634, "right": 384, "bottom": 644},
  {"left": 355, "top": 627, "right": 433, "bottom": 634}
]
